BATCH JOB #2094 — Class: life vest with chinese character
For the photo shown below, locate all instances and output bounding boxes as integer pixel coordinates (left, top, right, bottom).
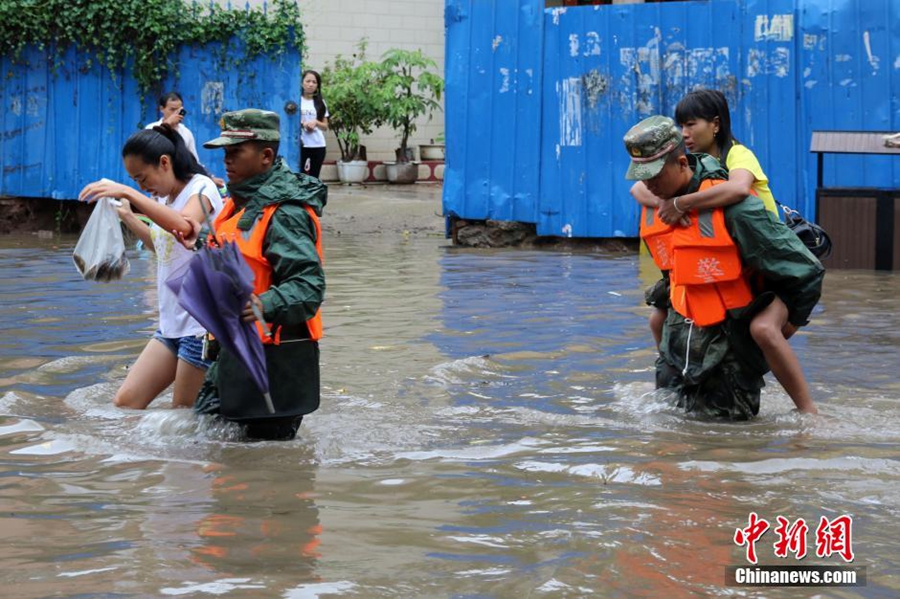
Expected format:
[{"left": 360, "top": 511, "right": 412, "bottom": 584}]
[
  {"left": 213, "top": 200, "right": 323, "bottom": 343},
  {"left": 640, "top": 179, "right": 754, "bottom": 327},
  {"left": 640, "top": 203, "right": 675, "bottom": 271}
]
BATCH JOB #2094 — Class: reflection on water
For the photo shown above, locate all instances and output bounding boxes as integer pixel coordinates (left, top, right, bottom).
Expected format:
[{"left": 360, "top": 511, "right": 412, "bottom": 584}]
[{"left": 0, "top": 233, "right": 898, "bottom": 598}]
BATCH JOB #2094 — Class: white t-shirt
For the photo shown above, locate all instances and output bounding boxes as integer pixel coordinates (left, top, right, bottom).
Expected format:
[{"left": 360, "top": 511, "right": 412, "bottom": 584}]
[
  {"left": 149, "top": 174, "right": 223, "bottom": 338},
  {"left": 300, "top": 97, "right": 329, "bottom": 148},
  {"left": 145, "top": 120, "right": 200, "bottom": 162}
]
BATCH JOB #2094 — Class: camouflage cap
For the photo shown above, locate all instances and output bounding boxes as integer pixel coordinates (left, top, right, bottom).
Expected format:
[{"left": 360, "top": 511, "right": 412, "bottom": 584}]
[
  {"left": 623, "top": 115, "right": 683, "bottom": 180},
  {"left": 203, "top": 109, "right": 280, "bottom": 148}
]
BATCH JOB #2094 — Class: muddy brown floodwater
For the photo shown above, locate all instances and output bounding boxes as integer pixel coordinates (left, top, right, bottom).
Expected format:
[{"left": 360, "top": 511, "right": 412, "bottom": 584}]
[{"left": 0, "top": 184, "right": 897, "bottom": 598}]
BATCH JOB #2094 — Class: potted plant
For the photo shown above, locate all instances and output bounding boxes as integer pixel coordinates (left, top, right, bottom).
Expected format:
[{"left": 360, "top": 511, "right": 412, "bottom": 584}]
[
  {"left": 322, "top": 41, "right": 385, "bottom": 184},
  {"left": 419, "top": 131, "right": 445, "bottom": 161},
  {"left": 377, "top": 48, "right": 444, "bottom": 183}
]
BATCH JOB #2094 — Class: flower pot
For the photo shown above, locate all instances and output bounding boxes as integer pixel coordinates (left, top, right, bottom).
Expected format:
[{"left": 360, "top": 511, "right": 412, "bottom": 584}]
[
  {"left": 384, "top": 161, "right": 419, "bottom": 184},
  {"left": 336, "top": 160, "right": 369, "bottom": 185},
  {"left": 419, "top": 144, "right": 445, "bottom": 161}
]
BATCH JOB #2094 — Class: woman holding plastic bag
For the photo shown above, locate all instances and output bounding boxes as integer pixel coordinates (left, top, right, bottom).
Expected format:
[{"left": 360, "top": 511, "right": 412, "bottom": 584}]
[{"left": 79, "top": 125, "right": 223, "bottom": 409}]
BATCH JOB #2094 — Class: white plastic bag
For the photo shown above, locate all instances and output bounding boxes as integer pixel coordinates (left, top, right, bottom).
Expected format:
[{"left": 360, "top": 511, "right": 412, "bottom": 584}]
[{"left": 73, "top": 197, "right": 130, "bottom": 282}]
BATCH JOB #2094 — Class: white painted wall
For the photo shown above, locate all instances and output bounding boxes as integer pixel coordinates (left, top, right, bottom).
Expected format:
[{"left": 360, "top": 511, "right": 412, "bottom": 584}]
[{"left": 235, "top": 0, "right": 446, "bottom": 162}]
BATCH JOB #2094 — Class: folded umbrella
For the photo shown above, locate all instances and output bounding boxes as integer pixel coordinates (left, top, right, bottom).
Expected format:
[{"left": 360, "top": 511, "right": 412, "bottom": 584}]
[{"left": 166, "top": 240, "right": 274, "bottom": 414}]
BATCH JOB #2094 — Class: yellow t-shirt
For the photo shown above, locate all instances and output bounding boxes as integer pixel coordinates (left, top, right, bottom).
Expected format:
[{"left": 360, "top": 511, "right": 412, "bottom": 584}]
[{"left": 725, "top": 144, "right": 779, "bottom": 216}]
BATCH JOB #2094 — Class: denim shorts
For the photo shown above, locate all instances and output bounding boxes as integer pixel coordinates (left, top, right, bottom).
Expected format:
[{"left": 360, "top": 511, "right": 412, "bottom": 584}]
[{"left": 153, "top": 330, "right": 213, "bottom": 370}]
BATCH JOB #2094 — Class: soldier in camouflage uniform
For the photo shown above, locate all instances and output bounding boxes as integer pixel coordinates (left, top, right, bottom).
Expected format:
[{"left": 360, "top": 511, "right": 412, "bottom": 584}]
[
  {"left": 193, "top": 109, "right": 327, "bottom": 440},
  {"left": 624, "top": 116, "right": 824, "bottom": 419}
]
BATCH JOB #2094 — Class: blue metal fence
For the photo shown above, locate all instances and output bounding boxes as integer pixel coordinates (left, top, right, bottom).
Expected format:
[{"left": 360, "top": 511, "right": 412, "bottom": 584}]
[
  {"left": 444, "top": 0, "right": 900, "bottom": 238},
  {"left": 444, "top": 0, "right": 544, "bottom": 225},
  {"left": 1, "top": 42, "right": 302, "bottom": 200},
  {"left": 799, "top": 0, "right": 900, "bottom": 191}
]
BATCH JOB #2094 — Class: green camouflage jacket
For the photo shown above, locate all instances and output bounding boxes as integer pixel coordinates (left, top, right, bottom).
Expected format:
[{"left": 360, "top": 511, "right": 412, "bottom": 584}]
[{"left": 227, "top": 157, "right": 327, "bottom": 329}]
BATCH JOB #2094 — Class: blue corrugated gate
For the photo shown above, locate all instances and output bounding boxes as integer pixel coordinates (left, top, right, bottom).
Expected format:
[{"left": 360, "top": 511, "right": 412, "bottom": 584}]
[
  {"left": 444, "top": 0, "right": 900, "bottom": 238},
  {"left": 799, "top": 0, "right": 900, "bottom": 192},
  {"left": 1, "top": 43, "right": 301, "bottom": 200},
  {"left": 444, "top": 1, "right": 544, "bottom": 226}
]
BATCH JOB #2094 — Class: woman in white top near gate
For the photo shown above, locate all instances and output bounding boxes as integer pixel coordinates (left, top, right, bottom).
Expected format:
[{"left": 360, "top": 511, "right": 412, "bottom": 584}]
[
  {"left": 300, "top": 70, "right": 330, "bottom": 179},
  {"left": 79, "top": 125, "right": 224, "bottom": 410}
]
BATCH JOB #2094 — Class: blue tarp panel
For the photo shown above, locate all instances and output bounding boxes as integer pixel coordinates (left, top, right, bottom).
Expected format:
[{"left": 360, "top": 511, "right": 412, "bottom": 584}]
[
  {"left": 444, "top": 0, "right": 900, "bottom": 238},
  {"left": 444, "top": 0, "right": 544, "bottom": 224},
  {"left": 1, "top": 42, "right": 301, "bottom": 200},
  {"left": 540, "top": 0, "right": 746, "bottom": 237},
  {"left": 798, "top": 0, "right": 900, "bottom": 193},
  {"left": 540, "top": 0, "right": 807, "bottom": 236},
  {"left": 736, "top": 0, "right": 802, "bottom": 212}
]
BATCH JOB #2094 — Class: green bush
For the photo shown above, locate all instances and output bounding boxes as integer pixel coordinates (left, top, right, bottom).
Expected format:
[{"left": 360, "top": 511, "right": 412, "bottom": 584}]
[
  {"left": 321, "top": 41, "right": 386, "bottom": 163},
  {"left": 0, "top": 0, "right": 305, "bottom": 96},
  {"left": 377, "top": 48, "right": 443, "bottom": 163}
]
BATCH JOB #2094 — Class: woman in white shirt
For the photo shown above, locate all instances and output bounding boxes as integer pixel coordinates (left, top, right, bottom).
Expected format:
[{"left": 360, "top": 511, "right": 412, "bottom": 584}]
[
  {"left": 300, "top": 70, "right": 330, "bottom": 178},
  {"left": 79, "top": 125, "right": 223, "bottom": 410}
]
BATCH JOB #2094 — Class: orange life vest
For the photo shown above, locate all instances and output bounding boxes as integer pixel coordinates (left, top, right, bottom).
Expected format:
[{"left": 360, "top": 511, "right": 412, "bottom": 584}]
[
  {"left": 640, "top": 179, "right": 753, "bottom": 327},
  {"left": 213, "top": 199, "right": 323, "bottom": 343},
  {"left": 640, "top": 201, "right": 675, "bottom": 271}
]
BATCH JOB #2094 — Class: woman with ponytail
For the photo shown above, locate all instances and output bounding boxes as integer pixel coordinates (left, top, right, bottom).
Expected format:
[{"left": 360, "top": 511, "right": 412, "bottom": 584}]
[
  {"left": 299, "top": 70, "right": 329, "bottom": 178},
  {"left": 632, "top": 88, "right": 780, "bottom": 221},
  {"left": 79, "top": 125, "right": 224, "bottom": 410}
]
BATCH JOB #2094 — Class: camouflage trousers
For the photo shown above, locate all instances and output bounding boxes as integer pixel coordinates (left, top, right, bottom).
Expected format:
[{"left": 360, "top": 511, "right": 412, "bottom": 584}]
[{"left": 656, "top": 352, "right": 763, "bottom": 420}]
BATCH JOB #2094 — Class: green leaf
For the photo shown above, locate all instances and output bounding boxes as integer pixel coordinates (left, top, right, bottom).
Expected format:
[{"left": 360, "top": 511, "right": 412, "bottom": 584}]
[{"left": 0, "top": 0, "right": 306, "bottom": 95}]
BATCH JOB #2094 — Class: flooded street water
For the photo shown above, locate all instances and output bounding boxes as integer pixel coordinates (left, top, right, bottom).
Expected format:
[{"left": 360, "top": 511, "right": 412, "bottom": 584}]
[{"left": 1, "top": 203, "right": 898, "bottom": 598}]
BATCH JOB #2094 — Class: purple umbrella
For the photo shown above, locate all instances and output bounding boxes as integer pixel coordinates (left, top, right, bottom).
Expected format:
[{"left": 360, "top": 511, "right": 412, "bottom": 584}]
[{"left": 166, "top": 240, "right": 274, "bottom": 414}]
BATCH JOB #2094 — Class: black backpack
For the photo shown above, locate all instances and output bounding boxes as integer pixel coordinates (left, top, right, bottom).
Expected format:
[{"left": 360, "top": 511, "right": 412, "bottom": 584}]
[
  {"left": 719, "top": 142, "right": 833, "bottom": 260},
  {"left": 778, "top": 201, "right": 833, "bottom": 260}
]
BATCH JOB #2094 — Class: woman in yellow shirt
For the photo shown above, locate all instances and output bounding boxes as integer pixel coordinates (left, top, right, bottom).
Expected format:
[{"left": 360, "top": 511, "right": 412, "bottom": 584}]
[{"left": 632, "top": 88, "right": 779, "bottom": 219}]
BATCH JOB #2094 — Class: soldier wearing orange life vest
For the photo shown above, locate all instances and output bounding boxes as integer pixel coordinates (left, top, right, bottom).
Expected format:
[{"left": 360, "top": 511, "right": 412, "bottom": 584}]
[
  {"left": 625, "top": 116, "right": 824, "bottom": 419},
  {"left": 641, "top": 177, "right": 755, "bottom": 328},
  {"left": 193, "top": 109, "right": 327, "bottom": 440}
]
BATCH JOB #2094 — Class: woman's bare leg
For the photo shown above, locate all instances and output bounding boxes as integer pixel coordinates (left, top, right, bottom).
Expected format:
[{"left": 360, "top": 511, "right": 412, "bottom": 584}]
[
  {"left": 171, "top": 359, "right": 207, "bottom": 409},
  {"left": 650, "top": 308, "right": 666, "bottom": 348},
  {"left": 113, "top": 339, "right": 177, "bottom": 409},
  {"left": 749, "top": 298, "right": 817, "bottom": 414}
]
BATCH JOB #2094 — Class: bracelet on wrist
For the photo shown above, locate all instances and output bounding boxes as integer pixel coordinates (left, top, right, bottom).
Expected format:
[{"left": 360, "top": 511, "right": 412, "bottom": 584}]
[{"left": 673, "top": 196, "right": 685, "bottom": 214}]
